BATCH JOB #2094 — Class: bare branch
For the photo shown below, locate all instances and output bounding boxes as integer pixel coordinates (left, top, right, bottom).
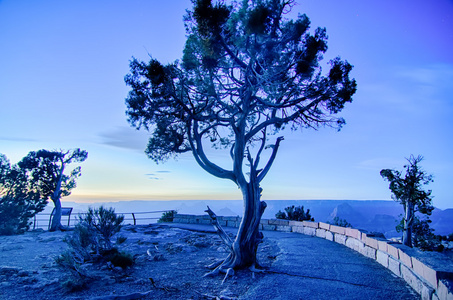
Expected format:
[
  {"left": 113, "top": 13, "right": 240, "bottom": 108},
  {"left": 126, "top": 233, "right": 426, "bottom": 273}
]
[{"left": 257, "top": 136, "right": 284, "bottom": 183}]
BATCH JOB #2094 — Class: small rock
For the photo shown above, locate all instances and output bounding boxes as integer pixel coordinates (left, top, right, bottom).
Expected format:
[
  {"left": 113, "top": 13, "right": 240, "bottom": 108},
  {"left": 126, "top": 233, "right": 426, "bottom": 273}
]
[{"left": 17, "top": 270, "right": 30, "bottom": 277}]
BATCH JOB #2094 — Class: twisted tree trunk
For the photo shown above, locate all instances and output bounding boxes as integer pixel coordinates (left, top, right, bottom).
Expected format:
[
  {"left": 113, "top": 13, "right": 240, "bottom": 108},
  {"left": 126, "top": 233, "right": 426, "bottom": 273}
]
[
  {"left": 49, "top": 196, "right": 63, "bottom": 232},
  {"left": 232, "top": 181, "right": 266, "bottom": 268},
  {"left": 49, "top": 163, "right": 65, "bottom": 232},
  {"left": 205, "top": 180, "right": 267, "bottom": 281}
]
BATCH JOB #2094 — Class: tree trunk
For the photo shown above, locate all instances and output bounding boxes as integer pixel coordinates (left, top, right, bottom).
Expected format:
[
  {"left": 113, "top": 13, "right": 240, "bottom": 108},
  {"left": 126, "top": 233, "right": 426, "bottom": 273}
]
[
  {"left": 231, "top": 181, "right": 266, "bottom": 268},
  {"left": 206, "top": 180, "right": 266, "bottom": 277},
  {"left": 49, "top": 196, "right": 63, "bottom": 232},
  {"left": 402, "top": 201, "right": 413, "bottom": 247},
  {"left": 49, "top": 164, "right": 65, "bottom": 232}
]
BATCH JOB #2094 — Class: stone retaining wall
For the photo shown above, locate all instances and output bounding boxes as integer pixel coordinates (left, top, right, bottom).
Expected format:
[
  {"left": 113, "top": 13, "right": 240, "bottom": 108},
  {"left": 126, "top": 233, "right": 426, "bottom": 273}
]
[{"left": 173, "top": 214, "right": 453, "bottom": 300}]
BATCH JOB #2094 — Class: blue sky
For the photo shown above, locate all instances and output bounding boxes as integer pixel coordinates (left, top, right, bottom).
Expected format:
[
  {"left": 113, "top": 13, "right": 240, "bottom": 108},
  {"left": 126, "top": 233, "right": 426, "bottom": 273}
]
[{"left": 1, "top": 0, "right": 452, "bottom": 209}]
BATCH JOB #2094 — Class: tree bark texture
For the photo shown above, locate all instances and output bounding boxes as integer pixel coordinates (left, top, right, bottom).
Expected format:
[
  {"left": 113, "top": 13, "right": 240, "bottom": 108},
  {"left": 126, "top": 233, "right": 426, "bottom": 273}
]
[
  {"left": 206, "top": 181, "right": 267, "bottom": 277},
  {"left": 402, "top": 201, "right": 414, "bottom": 247},
  {"left": 49, "top": 197, "right": 63, "bottom": 232},
  {"left": 49, "top": 163, "right": 65, "bottom": 232}
]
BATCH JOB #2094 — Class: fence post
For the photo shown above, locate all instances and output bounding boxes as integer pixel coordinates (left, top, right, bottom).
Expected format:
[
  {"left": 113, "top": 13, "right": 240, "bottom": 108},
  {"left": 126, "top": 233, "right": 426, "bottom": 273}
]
[{"left": 132, "top": 213, "right": 136, "bottom": 225}]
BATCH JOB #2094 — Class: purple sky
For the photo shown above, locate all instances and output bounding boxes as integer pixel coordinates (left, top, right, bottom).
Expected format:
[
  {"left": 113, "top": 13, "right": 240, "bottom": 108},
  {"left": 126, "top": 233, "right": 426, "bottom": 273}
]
[{"left": 1, "top": 0, "right": 452, "bottom": 209}]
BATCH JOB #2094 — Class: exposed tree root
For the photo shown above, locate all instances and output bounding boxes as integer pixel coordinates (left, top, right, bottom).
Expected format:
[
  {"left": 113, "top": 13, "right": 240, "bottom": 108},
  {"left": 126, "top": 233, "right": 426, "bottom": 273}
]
[
  {"left": 249, "top": 264, "right": 265, "bottom": 273},
  {"left": 204, "top": 206, "right": 268, "bottom": 284},
  {"left": 206, "top": 259, "right": 225, "bottom": 269},
  {"left": 221, "top": 268, "right": 235, "bottom": 285}
]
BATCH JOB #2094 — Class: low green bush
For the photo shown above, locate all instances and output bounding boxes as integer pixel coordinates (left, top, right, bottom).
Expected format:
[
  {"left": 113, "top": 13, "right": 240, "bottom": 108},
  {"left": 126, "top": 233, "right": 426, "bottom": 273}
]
[
  {"left": 103, "top": 248, "right": 134, "bottom": 269},
  {"left": 56, "top": 206, "right": 133, "bottom": 291},
  {"left": 158, "top": 210, "right": 177, "bottom": 223},
  {"left": 328, "top": 216, "right": 352, "bottom": 228},
  {"left": 275, "top": 205, "right": 314, "bottom": 222}
]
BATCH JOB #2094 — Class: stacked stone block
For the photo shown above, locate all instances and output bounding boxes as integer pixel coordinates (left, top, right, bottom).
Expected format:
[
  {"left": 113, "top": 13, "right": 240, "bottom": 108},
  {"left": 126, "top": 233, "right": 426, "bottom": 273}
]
[{"left": 173, "top": 214, "right": 453, "bottom": 300}]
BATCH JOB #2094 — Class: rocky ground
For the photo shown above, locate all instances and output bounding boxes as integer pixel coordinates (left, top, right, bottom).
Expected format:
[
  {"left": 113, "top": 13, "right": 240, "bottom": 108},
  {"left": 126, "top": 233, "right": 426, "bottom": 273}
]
[{"left": 0, "top": 224, "right": 279, "bottom": 300}]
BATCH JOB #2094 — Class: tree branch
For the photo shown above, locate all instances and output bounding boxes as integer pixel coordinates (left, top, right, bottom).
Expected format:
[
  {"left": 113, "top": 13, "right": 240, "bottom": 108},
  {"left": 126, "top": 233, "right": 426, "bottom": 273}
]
[
  {"left": 188, "top": 122, "right": 236, "bottom": 182},
  {"left": 257, "top": 136, "right": 284, "bottom": 183}
]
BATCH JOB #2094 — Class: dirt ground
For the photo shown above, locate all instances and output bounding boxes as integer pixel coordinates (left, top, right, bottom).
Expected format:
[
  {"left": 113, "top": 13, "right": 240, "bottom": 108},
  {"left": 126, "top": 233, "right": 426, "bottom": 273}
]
[{"left": 0, "top": 224, "right": 279, "bottom": 300}]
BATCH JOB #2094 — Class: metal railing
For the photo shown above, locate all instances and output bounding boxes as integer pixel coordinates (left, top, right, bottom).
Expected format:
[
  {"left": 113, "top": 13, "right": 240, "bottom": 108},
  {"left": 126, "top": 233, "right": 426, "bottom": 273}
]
[{"left": 32, "top": 210, "right": 174, "bottom": 230}]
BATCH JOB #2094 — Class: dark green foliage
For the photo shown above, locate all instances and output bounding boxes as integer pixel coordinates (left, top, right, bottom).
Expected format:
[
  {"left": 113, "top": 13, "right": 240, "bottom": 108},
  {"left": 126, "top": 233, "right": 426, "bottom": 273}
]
[
  {"left": 0, "top": 154, "right": 46, "bottom": 235},
  {"left": 329, "top": 216, "right": 352, "bottom": 228},
  {"left": 396, "top": 216, "right": 444, "bottom": 252},
  {"left": 103, "top": 248, "right": 134, "bottom": 269},
  {"left": 275, "top": 205, "right": 314, "bottom": 222},
  {"left": 18, "top": 149, "right": 88, "bottom": 201},
  {"left": 125, "top": 0, "right": 356, "bottom": 165},
  {"left": 158, "top": 210, "right": 177, "bottom": 223}
]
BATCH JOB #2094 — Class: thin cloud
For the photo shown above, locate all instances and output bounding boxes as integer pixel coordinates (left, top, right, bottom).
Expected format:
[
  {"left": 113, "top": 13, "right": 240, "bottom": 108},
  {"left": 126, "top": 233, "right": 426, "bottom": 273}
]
[
  {"left": 145, "top": 173, "right": 160, "bottom": 180},
  {"left": 145, "top": 170, "right": 170, "bottom": 180},
  {"left": 99, "top": 126, "right": 148, "bottom": 151}
]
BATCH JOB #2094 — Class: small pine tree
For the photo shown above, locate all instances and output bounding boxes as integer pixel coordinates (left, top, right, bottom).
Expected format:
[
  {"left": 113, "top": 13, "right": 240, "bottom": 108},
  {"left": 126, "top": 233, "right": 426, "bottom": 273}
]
[
  {"left": 328, "top": 216, "right": 352, "bottom": 228},
  {"left": 158, "top": 210, "right": 176, "bottom": 223},
  {"left": 275, "top": 205, "right": 314, "bottom": 222}
]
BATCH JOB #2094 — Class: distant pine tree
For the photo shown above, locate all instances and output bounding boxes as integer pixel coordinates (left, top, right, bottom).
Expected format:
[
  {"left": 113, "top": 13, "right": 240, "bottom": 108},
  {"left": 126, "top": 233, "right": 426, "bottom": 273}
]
[
  {"left": 328, "top": 216, "right": 352, "bottom": 228},
  {"left": 275, "top": 205, "right": 314, "bottom": 222}
]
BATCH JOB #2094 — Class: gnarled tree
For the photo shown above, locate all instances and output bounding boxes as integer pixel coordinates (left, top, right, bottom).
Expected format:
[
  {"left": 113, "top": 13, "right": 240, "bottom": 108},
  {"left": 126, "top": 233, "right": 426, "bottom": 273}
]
[
  {"left": 125, "top": 0, "right": 356, "bottom": 276},
  {"left": 18, "top": 149, "right": 88, "bottom": 231},
  {"left": 380, "top": 155, "right": 434, "bottom": 247}
]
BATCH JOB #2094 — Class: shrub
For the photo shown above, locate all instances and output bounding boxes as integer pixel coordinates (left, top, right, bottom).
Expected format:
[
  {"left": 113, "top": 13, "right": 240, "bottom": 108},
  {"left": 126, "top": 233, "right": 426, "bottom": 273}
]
[
  {"left": 80, "top": 206, "right": 124, "bottom": 251},
  {"left": 275, "top": 205, "right": 314, "bottom": 222},
  {"left": 103, "top": 248, "right": 134, "bottom": 269},
  {"left": 55, "top": 249, "right": 89, "bottom": 292},
  {"left": 158, "top": 210, "right": 177, "bottom": 223},
  {"left": 447, "top": 234, "right": 453, "bottom": 242},
  {"left": 328, "top": 216, "right": 352, "bottom": 228},
  {"left": 56, "top": 206, "right": 132, "bottom": 290}
]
